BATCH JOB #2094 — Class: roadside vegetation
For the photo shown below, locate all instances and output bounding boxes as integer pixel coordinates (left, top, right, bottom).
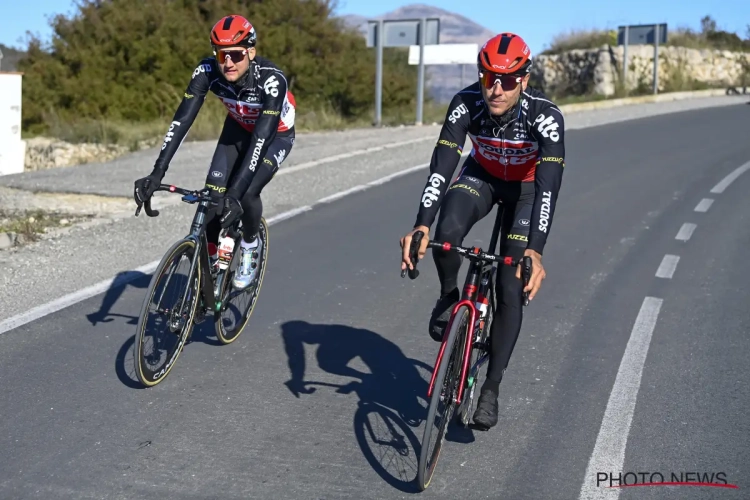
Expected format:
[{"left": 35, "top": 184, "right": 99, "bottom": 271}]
[
  {"left": 16, "top": 0, "right": 444, "bottom": 147},
  {"left": 540, "top": 16, "right": 750, "bottom": 55}
]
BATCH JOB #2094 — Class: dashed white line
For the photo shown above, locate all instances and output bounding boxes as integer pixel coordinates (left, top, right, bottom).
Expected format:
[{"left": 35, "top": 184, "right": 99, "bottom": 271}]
[
  {"left": 675, "top": 223, "right": 697, "bottom": 241},
  {"left": 578, "top": 296, "right": 664, "bottom": 500},
  {"left": 656, "top": 254, "right": 680, "bottom": 279},
  {"left": 694, "top": 198, "right": 714, "bottom": 212},
  {"left": 710, "top": 160, "right": 750, "bottom": 194}
]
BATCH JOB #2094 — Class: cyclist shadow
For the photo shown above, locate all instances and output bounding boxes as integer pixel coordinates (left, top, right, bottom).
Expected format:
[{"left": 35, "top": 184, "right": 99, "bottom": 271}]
[
  {"left": 86, "top": 271, "right": 151, "bottom": 327},
  {"left": 281, "top": 320, "right": 431, "bottom": 493}
]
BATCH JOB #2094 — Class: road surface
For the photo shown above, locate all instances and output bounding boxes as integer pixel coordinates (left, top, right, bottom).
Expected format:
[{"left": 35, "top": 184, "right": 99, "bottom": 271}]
[{"left": 1, "top": 102, "right": 749, "bottom": 499}]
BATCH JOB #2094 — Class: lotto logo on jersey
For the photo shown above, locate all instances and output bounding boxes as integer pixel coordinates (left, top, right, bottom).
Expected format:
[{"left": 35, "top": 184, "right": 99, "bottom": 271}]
[
  {"left": 448, "top": 103, "right": 468, "bottom": 124},
  {"left": 264, "top": 76, "right": 280, "bottom": 97},
  {"left": 161, "top": 121, "right": 181, "bottom": 150},
  {"left": 421, "top": 173, "right": 445, "bottom": 207},
  {"left": 534, "top": 113, "right": 560, "bottom": 142}
]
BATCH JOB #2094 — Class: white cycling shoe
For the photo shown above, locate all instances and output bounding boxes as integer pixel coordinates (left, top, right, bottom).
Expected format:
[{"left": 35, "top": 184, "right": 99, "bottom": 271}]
[{"left": 232, "top": 237, "right": 262, "bottom": 290}]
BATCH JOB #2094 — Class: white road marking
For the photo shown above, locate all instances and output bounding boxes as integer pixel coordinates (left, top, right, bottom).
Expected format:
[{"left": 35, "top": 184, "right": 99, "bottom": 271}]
[
  {"left": 693, "top": 198, "right": 714, "bottom": 212},
  {"left": 276, "top": 136, "right": 434, "bottom": 176},
  {"left": 578, "top": 296, "right": 664, "bottom": 500},
  {"left": 710, "top": 160, "right": 750, "bottom": 194},
  {"left": 0, "top": 154, "right": 460, "bottom": 336},
  {"left": 655, "top": 254, "right": 680, "bottom": 279},
  {"left": 675, "top": 223, "right": 697, "bottom": 241}
]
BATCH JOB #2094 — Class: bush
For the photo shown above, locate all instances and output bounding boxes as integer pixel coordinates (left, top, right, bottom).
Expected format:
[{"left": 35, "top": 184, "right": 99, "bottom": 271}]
[{"left": 17, "top": 0, "right": 421, "bottom": 139}]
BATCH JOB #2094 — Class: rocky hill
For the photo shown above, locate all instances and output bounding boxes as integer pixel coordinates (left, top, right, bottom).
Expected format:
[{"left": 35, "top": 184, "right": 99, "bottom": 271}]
[{"left": 339, "top": 3, "right": 496, "bottom": 102}]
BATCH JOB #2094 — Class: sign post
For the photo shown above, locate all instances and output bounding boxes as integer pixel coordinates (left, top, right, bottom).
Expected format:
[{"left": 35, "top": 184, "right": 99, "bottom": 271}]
[
  {"left": 367, "top": 18, "right": 440, "bottom": 126},
  {"left": 617, "top": 23, "right": 667, "bottom": 95}
]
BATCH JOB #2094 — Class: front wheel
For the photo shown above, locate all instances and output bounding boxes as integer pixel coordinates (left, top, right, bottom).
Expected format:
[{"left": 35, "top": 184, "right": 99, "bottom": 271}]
[
  {"left": 417, "top": 304, "right": 470, "bottom": 491},
  {"left": 134, "top": 238, "right": 201, "bottom": 387},
  {"left": 214, "top": 217, "right": 269, "bottom": 344}
]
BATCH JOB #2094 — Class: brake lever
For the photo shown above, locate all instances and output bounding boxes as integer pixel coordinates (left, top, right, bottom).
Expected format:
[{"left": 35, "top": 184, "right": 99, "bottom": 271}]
[
  {"left": 401, "top": 231, "right": 424, "bottom": 280},
  {"left": 521, "top": 255, "right": 532, "bottom": 306}
]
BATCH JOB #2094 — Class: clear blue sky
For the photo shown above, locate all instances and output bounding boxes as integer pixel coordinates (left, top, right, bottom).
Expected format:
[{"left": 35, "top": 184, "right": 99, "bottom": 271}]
[{"left": 1, "top": 0, "right": 748, "bottom": 55}]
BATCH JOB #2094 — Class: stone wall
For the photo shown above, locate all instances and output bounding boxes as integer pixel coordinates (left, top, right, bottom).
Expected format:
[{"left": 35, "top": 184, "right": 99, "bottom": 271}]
[{"left": 531, "top": 44, "right": 750, "bottom": 97}]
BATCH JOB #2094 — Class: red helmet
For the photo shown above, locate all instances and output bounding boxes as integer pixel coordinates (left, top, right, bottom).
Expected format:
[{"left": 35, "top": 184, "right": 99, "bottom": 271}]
[
  {"left": 210, "top": 15, "right": 257, "bottom": 48},
  {"left": 477, "top": 33, "right": 532, "bottom": 75}
]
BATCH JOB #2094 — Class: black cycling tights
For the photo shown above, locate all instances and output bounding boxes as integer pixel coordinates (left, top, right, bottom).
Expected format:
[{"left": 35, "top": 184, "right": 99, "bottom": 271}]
[
  {"left": 203, "top": 116, "right": 293, "bottom": 243},
  {"left": 431, "top": 160, "right": 533, "bottom": 384}
]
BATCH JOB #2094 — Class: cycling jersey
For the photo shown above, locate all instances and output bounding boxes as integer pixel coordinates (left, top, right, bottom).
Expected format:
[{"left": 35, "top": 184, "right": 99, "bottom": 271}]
[
  {"left": 414, "top": 84, "right": 565, "bottom": 255},
  {"left": 152, "top": 55, "right": 296, "bottom": 197}
]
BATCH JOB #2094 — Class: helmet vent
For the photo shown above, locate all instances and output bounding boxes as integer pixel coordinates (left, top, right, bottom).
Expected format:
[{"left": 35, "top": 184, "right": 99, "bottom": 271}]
[
  {"left": 498, "top": 34, "right": 514, "bottom": 55},
  {"left": 222, "top": 16, "right": 234, "bottom": 30}
]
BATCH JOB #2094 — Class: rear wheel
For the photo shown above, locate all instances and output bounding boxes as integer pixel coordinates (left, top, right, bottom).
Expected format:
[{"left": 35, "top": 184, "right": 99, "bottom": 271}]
[
  {"left": 214, "top": 217, "right": 269, "bottom": 344},
  {"left": 134, "top": 239, "right": 201, "bottom": 387},
  {"left": 417, "top": 304, "right": 470, "bottom": 491}
]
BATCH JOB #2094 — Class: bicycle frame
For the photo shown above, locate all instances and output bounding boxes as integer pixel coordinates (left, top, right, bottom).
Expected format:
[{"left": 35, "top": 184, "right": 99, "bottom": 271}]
[
  {"left": 136, "top": 184, "right": 240, "bottom": 317},
  {"left": 420, "top": 203, "right": 527, "bottom": 407}
]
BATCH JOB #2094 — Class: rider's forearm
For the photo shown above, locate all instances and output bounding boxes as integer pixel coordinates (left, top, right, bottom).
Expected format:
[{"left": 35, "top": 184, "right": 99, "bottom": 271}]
[
  {"left": 153, "top": 75, "right": 208, "bottom": 174},
  {"left": 527, "top": 158, "right": 564, "bottom": 254}
]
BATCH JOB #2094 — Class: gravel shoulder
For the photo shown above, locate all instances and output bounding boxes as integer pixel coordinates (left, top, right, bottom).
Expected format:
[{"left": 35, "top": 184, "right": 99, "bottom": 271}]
[{"left": 0, "top": 95, "right": 747, "bottom": 324}]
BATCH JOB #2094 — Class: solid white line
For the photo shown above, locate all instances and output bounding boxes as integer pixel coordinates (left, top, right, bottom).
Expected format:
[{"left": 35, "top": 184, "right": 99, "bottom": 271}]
[
  {"left": 276, "top": 136, "right": 434, "bottom": 176},
  {"left": 655, "top": 254, "right": 680, "bottom": 279},
  {"left": 578, "top": 296, "right": 663, "bottom": 500},
  {"left": 693, "top": 198, "right": 714, "bottom": 212},
  {"left": 675, "top": 223, "right": 697, "bottom": 241},
  {"left": 710, "top": 160, "right": 750, "bottom": 194},
  {"left": 0, "top": 261, "right": 161, "bottom": 335},
  {"left": 0, "top": 155, "right": 452, "bottom": 336}
]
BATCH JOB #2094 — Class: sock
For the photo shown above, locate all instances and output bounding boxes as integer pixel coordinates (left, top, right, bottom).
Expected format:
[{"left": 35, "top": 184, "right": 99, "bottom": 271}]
[
  {"left": 240, "top": 236, "right": 259, "bottom": 249},
  {"left": 481, "top": 377, "right": 500, "bottom": 395}
]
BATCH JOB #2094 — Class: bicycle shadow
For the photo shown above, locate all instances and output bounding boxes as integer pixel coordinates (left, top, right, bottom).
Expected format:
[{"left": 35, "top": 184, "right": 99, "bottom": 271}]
[{"left": 280, "top": 320, "right": 430, "bottom": 493}]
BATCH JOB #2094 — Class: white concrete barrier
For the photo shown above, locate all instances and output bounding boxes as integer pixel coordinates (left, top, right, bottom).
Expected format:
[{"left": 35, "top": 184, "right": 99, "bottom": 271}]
[{"left": 0, "top": 72, "right": 24, "bottom": 176}]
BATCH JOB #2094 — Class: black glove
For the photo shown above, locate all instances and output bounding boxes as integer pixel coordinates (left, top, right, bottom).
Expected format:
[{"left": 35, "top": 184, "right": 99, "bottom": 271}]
[
  {"left": 133, "top": 170, "right": 165, "bottom": 205},
  {"left": 218, "top": 195, "right": 244, "bottom": 228}
]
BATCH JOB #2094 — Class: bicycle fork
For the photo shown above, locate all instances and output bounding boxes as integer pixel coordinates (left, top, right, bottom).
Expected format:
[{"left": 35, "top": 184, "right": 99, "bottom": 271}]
[{"left": 426, "top": 262, "right": 491, "bottom": 406}]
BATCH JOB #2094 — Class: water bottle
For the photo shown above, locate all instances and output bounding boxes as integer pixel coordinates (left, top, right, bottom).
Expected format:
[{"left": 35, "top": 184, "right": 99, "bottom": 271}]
[{"left": 217, "top": 235, "right": 234, "bottom": 270}]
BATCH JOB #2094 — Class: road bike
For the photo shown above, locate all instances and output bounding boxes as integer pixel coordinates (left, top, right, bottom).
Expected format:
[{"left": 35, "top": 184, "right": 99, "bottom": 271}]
[
  {"left": 401, "top": 207, "right": 532, "bottom": 490},
  {"left": 131, "top": 184, "right": 269, "bottom": 387}
]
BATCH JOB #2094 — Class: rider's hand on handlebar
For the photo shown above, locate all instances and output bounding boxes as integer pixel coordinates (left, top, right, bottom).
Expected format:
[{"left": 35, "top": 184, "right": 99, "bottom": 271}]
[
  {"left": 219, "top": 195, "right": 244, "bottom": 228},
  {"left": 133, "top": 170, "right": 164, "bottom": 206},
  {"left": 400, "top": 225, "right": 430, "bottom": 272},
  {"left": 516, "top": 248, "right": 546, "bottom": 301}
]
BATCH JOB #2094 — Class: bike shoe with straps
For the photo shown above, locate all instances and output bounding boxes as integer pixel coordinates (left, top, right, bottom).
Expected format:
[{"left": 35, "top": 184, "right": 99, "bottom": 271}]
[
  {"left": 472, "top": 387, "right": 499, "bottom": 430},
  {"left": 232, "top": 237, "right": 262, "bottom": 290},
  {"left": 428, "top": 288, "right": 459, "bottom": 342}
]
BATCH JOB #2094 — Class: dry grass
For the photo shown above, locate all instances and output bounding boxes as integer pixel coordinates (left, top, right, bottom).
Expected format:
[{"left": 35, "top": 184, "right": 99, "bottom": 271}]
[{"left": 0, "top": 209, "right": 93, "bottom": 244}]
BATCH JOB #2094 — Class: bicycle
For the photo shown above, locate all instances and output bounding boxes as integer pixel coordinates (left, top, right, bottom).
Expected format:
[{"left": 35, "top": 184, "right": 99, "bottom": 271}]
[
  {"left": 401, "top": 207, "right": 532, "bottom": 491},
  {"left": 131, "top": 184, "right": 269, "bottom": 387}
]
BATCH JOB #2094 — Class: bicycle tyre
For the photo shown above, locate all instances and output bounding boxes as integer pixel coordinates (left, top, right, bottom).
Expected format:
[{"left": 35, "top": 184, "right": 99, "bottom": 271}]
[
  {"left": 417, "top": 304, "right": 471, "bottom": 491},
  {"left": 134, "top": 238, "right": 201, "bottom": 387},
  {"left": 214, "top": 217, "right": 269, "bottom": 344}
]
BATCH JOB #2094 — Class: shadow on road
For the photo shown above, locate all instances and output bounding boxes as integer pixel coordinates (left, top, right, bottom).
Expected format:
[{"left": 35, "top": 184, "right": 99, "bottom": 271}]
[
  {"left": 280, "top": 320, "right": 431, "bottom": 493},
  {"left": 86, "top": 270, "right": 152, "bottom": 326}
]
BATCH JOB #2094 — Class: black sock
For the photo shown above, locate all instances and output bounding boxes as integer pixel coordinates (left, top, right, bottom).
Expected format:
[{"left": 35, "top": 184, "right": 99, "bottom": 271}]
[{"left": 481, "top": 377, "right": 500, "bottom": 395}]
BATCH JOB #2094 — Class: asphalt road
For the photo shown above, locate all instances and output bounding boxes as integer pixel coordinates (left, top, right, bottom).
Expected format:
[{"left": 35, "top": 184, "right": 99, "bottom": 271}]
[{"left": 1, "top": 102, "right": 750, "bottom": 499}]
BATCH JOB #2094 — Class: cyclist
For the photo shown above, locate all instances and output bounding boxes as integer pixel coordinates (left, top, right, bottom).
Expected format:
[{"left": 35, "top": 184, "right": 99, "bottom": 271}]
[
  {"left": 134, "top": 14, "right": 296, "bottom": 290},
  {"left": 399, "top": 33, "right": 566, "bottom": 430}
]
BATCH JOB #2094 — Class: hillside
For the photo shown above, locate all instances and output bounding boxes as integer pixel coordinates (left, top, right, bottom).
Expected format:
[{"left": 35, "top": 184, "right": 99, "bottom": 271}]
[{"left": 339, "top": 3, "right": 496, "bottom": 102}]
